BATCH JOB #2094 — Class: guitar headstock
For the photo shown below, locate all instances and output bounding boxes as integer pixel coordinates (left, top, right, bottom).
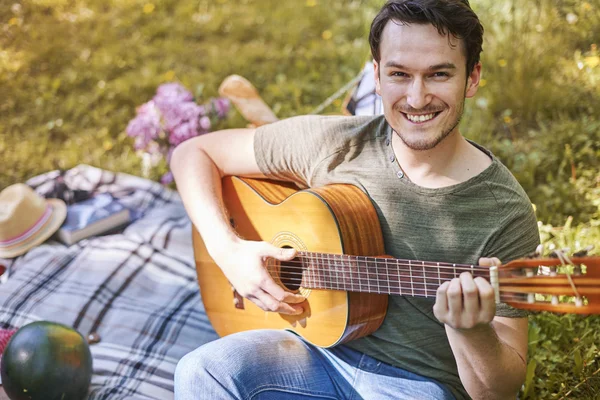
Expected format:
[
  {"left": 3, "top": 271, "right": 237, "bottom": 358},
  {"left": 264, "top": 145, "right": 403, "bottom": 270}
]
[{"left": 498, "top": 249, "right": 600, "bottom": 314}]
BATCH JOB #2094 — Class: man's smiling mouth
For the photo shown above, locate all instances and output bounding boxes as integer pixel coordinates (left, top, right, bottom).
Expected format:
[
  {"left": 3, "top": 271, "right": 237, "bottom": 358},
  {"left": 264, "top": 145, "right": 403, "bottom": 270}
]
[{"left": 402, "top": 111, "right": 442, "bottom": 124}]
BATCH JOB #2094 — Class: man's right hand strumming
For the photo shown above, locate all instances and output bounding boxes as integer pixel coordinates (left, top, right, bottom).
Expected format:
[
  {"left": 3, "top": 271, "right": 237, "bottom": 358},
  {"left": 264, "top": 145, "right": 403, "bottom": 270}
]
[{"left": 211, "top": 238, "right": 306, "bottom": 315}]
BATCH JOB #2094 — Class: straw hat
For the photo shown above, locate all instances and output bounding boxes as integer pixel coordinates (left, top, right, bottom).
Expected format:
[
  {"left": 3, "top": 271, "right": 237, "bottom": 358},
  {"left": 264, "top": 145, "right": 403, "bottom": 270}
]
[{"left": 0, "top": 183, "right": 67, "bottom": 258}]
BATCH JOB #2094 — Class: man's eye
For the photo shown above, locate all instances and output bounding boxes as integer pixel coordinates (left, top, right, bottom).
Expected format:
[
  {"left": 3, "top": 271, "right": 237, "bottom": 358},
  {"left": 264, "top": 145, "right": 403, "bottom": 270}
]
[
  {"left": 391, "top": 72, "right": 408, "bottom": 77},
  {"left": 433, "top": 72, "right": 450, "bottom": 78}
]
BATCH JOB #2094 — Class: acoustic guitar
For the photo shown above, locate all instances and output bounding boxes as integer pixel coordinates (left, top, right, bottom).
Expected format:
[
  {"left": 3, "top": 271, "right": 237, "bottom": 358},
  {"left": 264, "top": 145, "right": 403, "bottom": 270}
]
[{"left": 192, "top": 176, "right": 600, "bottom": 348}]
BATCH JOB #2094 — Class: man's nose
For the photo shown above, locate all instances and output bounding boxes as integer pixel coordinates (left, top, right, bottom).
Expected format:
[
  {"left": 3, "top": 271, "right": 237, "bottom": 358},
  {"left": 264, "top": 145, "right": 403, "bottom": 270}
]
[{"left": 406, "top": 79, "right": 431, "bottom": 110}]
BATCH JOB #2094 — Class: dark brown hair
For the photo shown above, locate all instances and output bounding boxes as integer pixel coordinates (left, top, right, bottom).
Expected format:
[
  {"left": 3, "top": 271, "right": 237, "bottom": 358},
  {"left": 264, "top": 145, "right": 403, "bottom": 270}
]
[{"left": 369, "top": 0, "right": 484, "bottom": 75}]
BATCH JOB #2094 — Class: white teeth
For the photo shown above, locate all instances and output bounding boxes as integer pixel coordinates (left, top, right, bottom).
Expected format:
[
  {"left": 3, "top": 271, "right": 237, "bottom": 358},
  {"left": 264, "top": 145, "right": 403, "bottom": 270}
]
[{"left": 406, "top": 113, "right": 436, "bottom": 123}]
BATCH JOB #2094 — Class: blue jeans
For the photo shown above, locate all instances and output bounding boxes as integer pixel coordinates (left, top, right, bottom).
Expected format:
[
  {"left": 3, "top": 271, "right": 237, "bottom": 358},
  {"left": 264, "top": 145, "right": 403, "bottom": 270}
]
[{"left": 175, "top": 330, "right": 456, "bottom": 399}]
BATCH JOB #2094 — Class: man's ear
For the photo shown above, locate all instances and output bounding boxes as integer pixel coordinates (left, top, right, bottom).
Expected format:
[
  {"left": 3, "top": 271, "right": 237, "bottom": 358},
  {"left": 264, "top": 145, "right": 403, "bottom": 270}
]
[
  {"left": 465, "top": 62, "right": 482, "bottom": 98},
  {"left": 373, "top": 59, "right": 382, "bottom": 96}
]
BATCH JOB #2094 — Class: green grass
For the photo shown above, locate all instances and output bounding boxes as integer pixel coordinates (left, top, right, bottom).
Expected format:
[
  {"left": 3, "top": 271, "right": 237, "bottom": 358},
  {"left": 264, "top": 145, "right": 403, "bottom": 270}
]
[
  {"left": 528, "top": 220, "right": 600, "bottom": 399},
  {"left": 2, "top": 0, "right": 600, "bottom": 398},
  {"left": 1, "top": 0, "right": 377, "bottom": 184}
]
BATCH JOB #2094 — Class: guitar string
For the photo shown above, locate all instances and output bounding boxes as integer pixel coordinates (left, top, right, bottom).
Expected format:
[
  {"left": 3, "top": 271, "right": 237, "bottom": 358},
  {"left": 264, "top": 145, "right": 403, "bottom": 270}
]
[
  {"left": 267, "top": 260, "right": 585, "bottom": 287},
  {"left": 297, "top": 253, "right": 492, "bottom": 270},
  {"left": 273, "top": 270, "right": 488, "bottom": 288},
  {"left": 237, "top": 274, "right": 578, "bottom": 300},
  {"left": 267, "top": 266, "right": 581, "bottom": 294},
  {"left": 270, "top": 259, "right": 493, "bottom": 273},
  {"left": 261, "top": 275, "right": 585, "bottom": 301},
  {"left": 299, "top": 252, "right": 506, "bottom": 266},
  {"left": 284, "top": 253, "right": 537, "bottom": 272},
  {"left": 270, "top": 266, "right": 503, "bottom": 291},
  {"left": 269, "top": 278, "right": 584, "bottom": 297},
  {"left": 271, "top": 263, "right": 577, "bottom": 284},
  {"left": 271, "top": 272, "right": 589, "bottom": 295},
  {"left": 274, "top": 267, "right": 489, "bottom": 278},
  {"left": 271, "top": 278, "right": 497, "bottom": 293},
  {"left": 226, "top": 248, "right": 579, "bottom": 295},
  {"left": 274, "top": 252, "right": 575, "bottom": 271},
  {"left": 276, "top": 268, "right": 485, "bottom": 276},
  {"left": 263, "top": 255, "right": 522, "bottom": 290}
]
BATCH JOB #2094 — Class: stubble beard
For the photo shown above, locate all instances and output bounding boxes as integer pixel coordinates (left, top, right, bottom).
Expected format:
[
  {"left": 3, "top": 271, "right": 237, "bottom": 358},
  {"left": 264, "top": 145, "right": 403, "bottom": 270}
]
[{"left": 395, "top": 97, "right": 465, "bottom": 151}]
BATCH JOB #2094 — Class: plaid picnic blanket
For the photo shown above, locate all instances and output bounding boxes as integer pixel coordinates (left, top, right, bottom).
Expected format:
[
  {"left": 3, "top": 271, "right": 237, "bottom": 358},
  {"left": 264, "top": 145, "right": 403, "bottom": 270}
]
[{"left": 0, "top": 164, "right": 219, "bottom": 399}]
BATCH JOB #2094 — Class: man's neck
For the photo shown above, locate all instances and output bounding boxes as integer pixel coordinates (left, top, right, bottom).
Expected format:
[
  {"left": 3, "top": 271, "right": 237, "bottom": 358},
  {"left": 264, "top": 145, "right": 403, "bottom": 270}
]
[{"left": 391, "top": 130, "right": 492, "bottom": 189}]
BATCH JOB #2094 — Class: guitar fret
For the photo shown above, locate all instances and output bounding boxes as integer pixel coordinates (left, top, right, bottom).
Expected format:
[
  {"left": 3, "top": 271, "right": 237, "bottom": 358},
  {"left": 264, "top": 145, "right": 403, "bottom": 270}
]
[
  {"left": 348, "top": 255, "right": 354, "bottom": 292},
  {"left": 354, "top": 256, "right": 360, "bottom": 292},
  {"left": 317, "top": 253, "right": 324, "bottom": 289},
  {"left": 316, "top": 253, "right": 320, "bottom": 288},
  {"left": 397, "top": 260, "right": 401, "bottom": 295},
  {"left": 337, "top": 254, "right": 343, "bottom": 291},
  {"left": 315, "top": 254, "right": 320, "bottom": 287},
  {"left": 329, "top": 254, "right": 334, "bottom": 290},
  {"left": 322, "top": 253, "right": 326, "bottom": 289},
  {"left": 422, "top": 261, "right": 427, "bottom": 298},
  {"left": 328, "top": 253, "right": 333, "bottom": 290},
  {"left": 359, "top": 257, "right": 366, "bottom": 292},
  {"left": 310, "top": 254, "right": 315, "bottom": 287},
  {"left": 437, "top": 262, "right": 441, "bottom": 288},
  {"left": 339, "top": 254, "right": 344, "bottom": 291},
  {"left": 310, "top": 255, "right": 315, "bottom": 288},
  {"left": 326, "top": 254, "right": 336, "bottom": 289},
  {"left": 335, "top": 255, "right": 340, "bottom": 290},
  {"left": 344, "top": 255, "right": 349, "bottom": 291},
  {"left": 386, "top": 258, "right": 391, "bottom": 294},
  {"left": 409, "top": 260, "right": 414, "bottom": 296},
  {"left": 345, "top": 255, "right": 350, "bottom": 291},
  {"left": 375, "top": 256, "right": 380, "bottom": 294},
  {"left": 366, "top": 257, "right": 371, "bottom": 293},
  {"left": 322, "top": 254, "right": 331, "bottom": 286},
  {"left": 315, "top": 252, "right": 319, "bottom": 287}
]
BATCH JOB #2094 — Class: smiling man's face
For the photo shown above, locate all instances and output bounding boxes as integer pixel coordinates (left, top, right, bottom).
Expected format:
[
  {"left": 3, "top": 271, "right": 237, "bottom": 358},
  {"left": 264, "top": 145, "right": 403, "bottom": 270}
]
[{"left": 374, "top": 21, "right": 481, "bottom": 151}]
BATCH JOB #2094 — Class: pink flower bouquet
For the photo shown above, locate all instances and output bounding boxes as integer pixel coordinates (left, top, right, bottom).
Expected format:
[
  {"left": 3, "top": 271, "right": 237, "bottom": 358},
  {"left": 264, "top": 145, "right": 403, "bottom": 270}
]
[{"left": 126, "top": 83, "right": 230, "bottom": 184}]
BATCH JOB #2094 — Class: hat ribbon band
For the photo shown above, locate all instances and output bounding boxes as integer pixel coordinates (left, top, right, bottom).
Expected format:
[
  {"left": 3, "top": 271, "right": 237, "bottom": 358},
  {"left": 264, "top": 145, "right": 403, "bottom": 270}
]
[{"left": 0, "top": 205, "right": 53, "bottom": 248}]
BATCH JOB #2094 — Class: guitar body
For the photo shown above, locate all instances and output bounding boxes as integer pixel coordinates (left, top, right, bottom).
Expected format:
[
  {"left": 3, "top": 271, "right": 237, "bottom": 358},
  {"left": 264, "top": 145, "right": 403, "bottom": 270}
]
[{"left": 193, "top": 176, "right": 388, "bottom": 348}]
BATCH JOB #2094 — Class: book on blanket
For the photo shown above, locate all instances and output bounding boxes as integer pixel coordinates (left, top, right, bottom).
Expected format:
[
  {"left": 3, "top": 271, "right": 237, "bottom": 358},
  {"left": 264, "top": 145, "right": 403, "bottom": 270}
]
[{"left": 56, "top": 193, "right": 131, "bottom": 245}]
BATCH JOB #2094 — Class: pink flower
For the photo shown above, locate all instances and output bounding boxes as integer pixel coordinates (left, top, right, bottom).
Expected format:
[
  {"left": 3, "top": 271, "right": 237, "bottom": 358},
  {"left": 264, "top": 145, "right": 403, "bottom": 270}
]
[
  {"left": 211, "top": 98, "right": 230, "bottom": 119},
  {"left": 160, "top": 101, "right": 204, "bottom": 132},
  {"left": 160, "top": 171, "right": 174, "bottom": 185},
  {"left": 126, "top": 101, "right": 162, "bottom": 149},
  {"left": 199, "top": 116, "right": 211, "bottom": 132},
  {"left": 169, "top": 119, "right": 199, "bottom": 146},
  {"left": 166, "top": 147, "right": 175, "bottom": 164},
  {"left": 154, "top": 82, "right": 194, "bottom": 103},
  {"left": 127, "top": 82, "right": 232, "bottom": 184},
  {"left": 137, "top": 100, "right": 160, "bottom": 115}
]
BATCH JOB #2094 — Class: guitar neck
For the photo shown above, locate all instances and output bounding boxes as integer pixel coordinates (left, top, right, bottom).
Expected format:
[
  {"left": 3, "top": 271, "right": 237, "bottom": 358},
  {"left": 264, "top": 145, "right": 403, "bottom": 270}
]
[{"left": 290, "top": 252, "right": 490, "bottom": 298}]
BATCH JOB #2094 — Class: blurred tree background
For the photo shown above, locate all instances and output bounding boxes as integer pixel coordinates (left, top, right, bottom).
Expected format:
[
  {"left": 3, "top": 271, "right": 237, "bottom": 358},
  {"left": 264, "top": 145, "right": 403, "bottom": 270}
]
[{"left": 1, "top": 0, "right": 599, "bottom": 398}]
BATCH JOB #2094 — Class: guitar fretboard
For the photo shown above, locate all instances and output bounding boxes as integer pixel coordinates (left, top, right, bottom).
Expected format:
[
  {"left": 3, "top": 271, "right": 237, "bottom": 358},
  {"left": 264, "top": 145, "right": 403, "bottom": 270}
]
[{"left": 288, "top": 252, "right": 491, "bottom": 298}]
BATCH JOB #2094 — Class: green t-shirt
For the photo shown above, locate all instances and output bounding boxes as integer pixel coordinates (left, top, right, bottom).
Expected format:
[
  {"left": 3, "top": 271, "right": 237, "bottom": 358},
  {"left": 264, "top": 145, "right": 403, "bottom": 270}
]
[{"left": 254, "top": 114, "right": 540, "bottom": 400}]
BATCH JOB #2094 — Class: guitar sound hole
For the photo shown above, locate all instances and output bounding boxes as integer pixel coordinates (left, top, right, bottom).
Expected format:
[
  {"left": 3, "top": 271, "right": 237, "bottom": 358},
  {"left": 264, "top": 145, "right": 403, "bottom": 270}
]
[{"left": 279, "top": 246, "right": 301, "bottom": 291}]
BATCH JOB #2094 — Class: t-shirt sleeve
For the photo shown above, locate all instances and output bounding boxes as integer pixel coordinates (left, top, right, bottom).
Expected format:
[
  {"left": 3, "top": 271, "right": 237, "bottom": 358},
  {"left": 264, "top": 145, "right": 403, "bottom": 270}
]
[
  {"left": 254, "top": 115, "right": 376, "bottom": 188},
  {"left": 484, "top": 181, "right": 541, "bottom": 318},
  {"left": 254, "top": 115, "right": 340, "bottom": 188}
]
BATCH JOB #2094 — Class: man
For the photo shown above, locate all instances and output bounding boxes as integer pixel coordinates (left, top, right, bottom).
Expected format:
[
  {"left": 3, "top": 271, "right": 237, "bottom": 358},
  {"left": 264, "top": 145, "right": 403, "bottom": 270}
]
[{"left": 172, "top": 1, "right": 540, "bottom": 398}]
